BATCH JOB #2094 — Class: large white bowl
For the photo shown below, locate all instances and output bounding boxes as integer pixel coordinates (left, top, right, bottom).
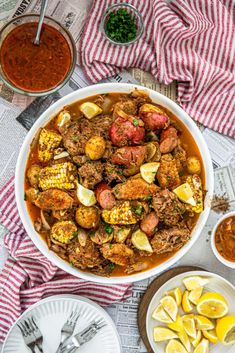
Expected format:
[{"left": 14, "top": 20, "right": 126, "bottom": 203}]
[{"left": 15, "top": 83, "right": 214, "bottom": 284}]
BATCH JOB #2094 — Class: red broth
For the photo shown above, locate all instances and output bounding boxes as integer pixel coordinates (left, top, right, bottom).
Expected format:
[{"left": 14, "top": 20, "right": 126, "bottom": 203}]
[
  {"left": 0, "top": 22, "right": 72, "bottom": 92},
  {"left": 215, "top": 216, "right": 235, "bottom": 262}
]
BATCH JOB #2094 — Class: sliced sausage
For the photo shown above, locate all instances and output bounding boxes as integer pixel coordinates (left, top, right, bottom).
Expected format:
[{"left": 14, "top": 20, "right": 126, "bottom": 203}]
[
  {"left": 140, "top": 211, "right": 159, "bottom": 236},
  {"left": 160, "top": 126, "right": 178, "bottom": 153},
  {"left": 95, "top": 183, "right": 116, "bottom": 210}
]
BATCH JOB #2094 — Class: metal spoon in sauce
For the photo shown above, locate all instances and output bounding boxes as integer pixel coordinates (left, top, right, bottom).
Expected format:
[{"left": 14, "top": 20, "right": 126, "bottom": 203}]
[{"left": 33, "top": 0, "right": 49, "bottom": 45}]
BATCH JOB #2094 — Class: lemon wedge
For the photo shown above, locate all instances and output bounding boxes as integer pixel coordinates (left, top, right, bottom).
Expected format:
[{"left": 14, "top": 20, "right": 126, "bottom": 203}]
[
  {"left": 202, "top": 329, "right": 218, "bottom": 344},
  {"left": 166, "top": 287, "right": 182, "bottom": 306},
  {"left": 182, "top": 290, "right": 194, "bottom": 313},
  {"left": 195, "top": 316, "right": 214, "bottom": 330},
  {"left": 197, "top": 292, "right": 228, "bottom": 318},
  {"left": 189, "top": 287, "right": 203, "bottom": 305},
  {"left": 191, "top": 330, "right": 202, "bottom": 348},
  {"left": 80, "top": 102, "right": 102, "bottom": 119},
  {"left": 178, "top": 330, "right": 191, "bottom": 352},
  {"left": 76, "top": 183, "right": 96, "bottom": 206},
  {"left": 131, "top": 229, "right": 153, "bottom": 252},
  {"left": 182, "top": 315, "right": 197, "bottom": 339},
  {"left": 168, "top": 315, "right": 184, "bottom": 332},
  {"left": 152, "top": 304, "right": 173, "bottom": 324},
  {"left": 173, "top": 182, "right": 196, "bottom": 206},
  {"left": 165, "top": 339, "right": 188, "bottom": 353},
  {"left": 160, "top": 296, "right": 178, "bottom": 322},
  {"left": 216, "top": 315, "right": 235, "bottom": 345},
  {"left": 193, "top": 338, "right": 209, "bottom": 353},
  {"left": 140, "top": 162, "right": 160, "bottom": 184},
  {"left": 183, "top": 276, "right": 209, "bottom": 291},
  {"left": 153, "top": 327, "right": 178, "bottom": 342}
]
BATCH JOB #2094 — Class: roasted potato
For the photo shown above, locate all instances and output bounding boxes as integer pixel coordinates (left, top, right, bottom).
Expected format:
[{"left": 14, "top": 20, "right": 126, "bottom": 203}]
[
  {"left": 75, "top": 205, "right": 100, "bottom": 229},
  {"left": 27, "top": 165, "right": 42, "bottom": 188},
  {"left": 25, "top": 187, "right": 39, "bottom": 202},
  {"left": 85, "top": 136, "right": 106, "bottom": 160},
  {"left": 186, "top": 156, "right": 201, "bottom": 174}
]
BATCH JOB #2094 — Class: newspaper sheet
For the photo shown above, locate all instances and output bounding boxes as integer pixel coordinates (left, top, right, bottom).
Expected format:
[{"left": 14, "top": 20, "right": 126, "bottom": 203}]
[{"left": 0, "top": 1, "right": 235, "bottom": 353}]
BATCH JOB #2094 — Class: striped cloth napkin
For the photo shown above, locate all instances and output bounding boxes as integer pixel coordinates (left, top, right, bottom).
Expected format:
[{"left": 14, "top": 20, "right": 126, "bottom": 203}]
[
  {"left": 0, "top": 177, "right": 132, "bottom": 342},
  {"left": 80, "top": 0, "right": 235, "bottom": 138}
]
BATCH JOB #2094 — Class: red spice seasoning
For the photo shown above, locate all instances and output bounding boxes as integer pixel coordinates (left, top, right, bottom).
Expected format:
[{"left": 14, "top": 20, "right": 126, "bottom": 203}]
[{"left": 0, "top": 22, "right": 72, "bottom": 92}]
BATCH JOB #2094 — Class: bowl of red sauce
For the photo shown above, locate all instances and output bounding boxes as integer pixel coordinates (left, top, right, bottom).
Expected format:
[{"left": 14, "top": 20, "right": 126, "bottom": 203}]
[
  {"left": 0, "top": 14, "right": 76, "bottom": 96},
  {"left": 211, "top": 211, "right": 235, "bottom": 269}
]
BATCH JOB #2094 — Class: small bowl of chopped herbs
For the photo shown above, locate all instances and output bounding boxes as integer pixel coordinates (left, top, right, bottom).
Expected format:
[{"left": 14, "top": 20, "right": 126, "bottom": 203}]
[{"left": 101, "top": 3, "right": 144, "bottom": 45}]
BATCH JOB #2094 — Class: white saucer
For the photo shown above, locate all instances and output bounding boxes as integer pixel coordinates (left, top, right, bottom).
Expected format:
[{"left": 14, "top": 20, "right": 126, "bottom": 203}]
[
  {"left": 146, "top": 271, "right": 235, "bottom": 353},
  {"left": 2, "top": 294, "right": 121, "bottom": 353}
]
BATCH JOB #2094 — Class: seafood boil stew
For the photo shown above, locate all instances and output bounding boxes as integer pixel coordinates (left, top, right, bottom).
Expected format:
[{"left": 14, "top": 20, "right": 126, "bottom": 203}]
[{"left": 25, "top": 90, "right": 205, "bottom": 276}]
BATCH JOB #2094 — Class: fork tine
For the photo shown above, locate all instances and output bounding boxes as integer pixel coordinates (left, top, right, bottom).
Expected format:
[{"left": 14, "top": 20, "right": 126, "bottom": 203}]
[
  {"left": 31, "top": 317, "right": 38, "bottom": 330},
  {"left": 71, "top": 312, "right": 79, "bottom": 325},
  {"left": 17, "top": 323, "right": 26, "bottom": 337}
]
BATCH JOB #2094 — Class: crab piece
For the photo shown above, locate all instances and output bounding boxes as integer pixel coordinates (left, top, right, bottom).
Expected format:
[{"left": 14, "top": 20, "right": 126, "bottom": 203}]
[{"left": 101, "top": 243, "right": 134, "bottom": 266}]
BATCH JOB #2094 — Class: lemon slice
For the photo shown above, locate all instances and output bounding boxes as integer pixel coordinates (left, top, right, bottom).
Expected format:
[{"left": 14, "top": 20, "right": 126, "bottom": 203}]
[
  {"left": 183, "top": 276, "right": 209, "bottom": 291},
  {"left": 197, "top": 292, "right": 228, "bottom": 318},
  {"left": 178, "top": 330, "right": 191, "bottom": 352},
  {"left": 173, "top": 182, "right": 196, "bottom": 206},
  {"left": 189, "top": 287, "right": 203, "bottom": 305},
  {"left": 153, "top": 327, "right": 178, "bottom": 342},
  {"left": 166, "top": 287, "right": 182, "bottom": 306},
  {"left": 152, "top": 304, "right": 173, "bottom": 324},
  {"left": 168, "top": 315, "right": 184, "bottom": 332},
  {"left": 56, "top": 110, "right": 71, "bottom": 127},
  {"left": 193, "top": 338, "right": 209, "bottom": 353},
  {"left": 80, "top": 102, "right": 102, "bottom": 119},
  {"left": 182, "top": 290, "right": 194, "bottom": 313},
  {"left": 202, "top": 329, "right": 218, "bottom": 344},
  {"left": 131, "top": 229, "right": 153, "bottom": 252},
  {"left": 160, "top": 296, "right": 178, "bottom": 322},
  {"left": 195, "top": 316, "right": 214, "bottom": 330},
  {"left": 191, "top": 330, "right": 202, "bottom": 348},
  {"left": 216, "top": 315, "right": 235, "bottom": 345},
  {"left": 182, "top": 315, "right": 197, "bottom": 339},
  {"left": 140, "top": 162, "right": 160, "bottom": 184},
  {"left": 165, "top": 339, "right": 188, "bottom": 353},
  {"left": 76, "top": 183, "right": 96, "bottom": 206}
]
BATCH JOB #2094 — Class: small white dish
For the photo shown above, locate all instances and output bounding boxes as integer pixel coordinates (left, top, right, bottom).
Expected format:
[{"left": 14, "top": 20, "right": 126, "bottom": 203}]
[
  {"left": 2, "top": 294, "right": 121, "bottom": 353},
  {"left": 146, "top": 270, "right": 235, "bottom": 353},
  {"left": 211, "top": 210, "right": 235, "bottom": 269}
]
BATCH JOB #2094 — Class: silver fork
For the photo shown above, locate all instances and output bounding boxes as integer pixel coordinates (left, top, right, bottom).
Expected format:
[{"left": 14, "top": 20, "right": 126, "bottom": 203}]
[
  {"left": 55, "top": 311, "right": 80, "bottom": 353},
  {"left": 60, "top": 319, "right": 107, "bottom": 353},
  {"left": 17, "top": 317, "right": 43, "bottom": 353}
]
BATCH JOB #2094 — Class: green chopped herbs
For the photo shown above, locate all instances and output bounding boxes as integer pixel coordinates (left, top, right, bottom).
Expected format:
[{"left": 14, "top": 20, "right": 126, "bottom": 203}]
[
  {"left": 105, "top": 9, "right": 137, "bottom": 43},
  {"left": 109, "top": 243, "right": 113, "bottom": 249},
  {"left": 133, "top": 119, "right": 139, "bottom": 126},
  {"left": 24, "top": 192, "right": 27, "bottom": 201},
  {"left": 105, "top": 225, "right": 113, "bottom": 234},
  {"left": 132, "top": 204, "right": 143, "bottom": 216},
  {"left": 108, "top": 262, "right": 115, "bottom": 271},
  {"left": 72, "top": 231, "right": 78, "bottom": 239}
]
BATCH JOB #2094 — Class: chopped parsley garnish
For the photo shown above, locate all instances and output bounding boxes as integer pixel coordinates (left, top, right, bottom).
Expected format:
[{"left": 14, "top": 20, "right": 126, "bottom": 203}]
[
  {"left": 133, "top": 119, "right": 139, "bottom": 126},
  {"left": 109, "top": 243, "right": 113, "bottom": 249},
  {"left": 88, "top": 231, "right": 95, "bottom": 237},
  {"left": 72, "top": 231, "right": 78, "bottom": 239},
  {"left": 105, "top": 225, "right": 113, "bottom": 235},
  {"left": 132, "top": 204, "right": 143, "bottom": 216},
  {"left": 104, "top": 9, "right": 137, "bottom": 43},
  {"left": 108, "top": 262, "right": 115, "bottom": 271},
  {"left": 24, "top": 192, "right": 27, "bottom": 201}
]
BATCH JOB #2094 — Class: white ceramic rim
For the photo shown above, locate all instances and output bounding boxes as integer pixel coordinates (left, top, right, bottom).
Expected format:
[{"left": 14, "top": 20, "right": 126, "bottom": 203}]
[
  {"left": 15, "top": 83, "right": 214, "bottom": 284},
  {"left": 145, "top": 270, "right": 235, "bottom": 353},
  {"left": 211, "top": 210, "right": 235, "bottom": 269},
  {"left": 2, "top": 294, "right": 122, "bottom": 353}
]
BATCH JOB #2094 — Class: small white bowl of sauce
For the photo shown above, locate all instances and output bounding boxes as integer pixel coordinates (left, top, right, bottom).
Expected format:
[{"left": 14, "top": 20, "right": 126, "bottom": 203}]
[{"left": 211, "top": 210, "right": 235, "bottom": 269}]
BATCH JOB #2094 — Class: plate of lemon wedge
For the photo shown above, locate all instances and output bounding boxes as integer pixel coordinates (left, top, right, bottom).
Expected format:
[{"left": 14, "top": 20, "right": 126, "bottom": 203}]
[{"left": 146, "top": 271, "right": 235, "bottom": 353}]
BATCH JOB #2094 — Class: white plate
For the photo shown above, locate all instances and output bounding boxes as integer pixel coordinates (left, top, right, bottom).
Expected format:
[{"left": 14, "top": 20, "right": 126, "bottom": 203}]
[
  {"left": 146, "top": 271, "right": 235, "bottom": 353},
  {"left": 2, "top": 294, "right": 121, "bottom": 353},
  {"left": 15, "top": 82, "right": 214, "bottom": 284}
]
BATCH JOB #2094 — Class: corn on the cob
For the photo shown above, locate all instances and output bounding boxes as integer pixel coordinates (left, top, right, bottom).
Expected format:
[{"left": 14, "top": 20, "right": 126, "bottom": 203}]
[
  {"left": 51, "top": 221, "right": 77, "bottom": 244},
  {"left": 102, "top": 201, "right": 137, "bottom": 225},
  {"left": 38, "top": 128, "right": 62, "bottom": 162},
  {"left": 39, "top": 162, "right": 77, "bottom": 190},
  {"left": 186, "top": 174, "right": 203, "bottom": 213}
]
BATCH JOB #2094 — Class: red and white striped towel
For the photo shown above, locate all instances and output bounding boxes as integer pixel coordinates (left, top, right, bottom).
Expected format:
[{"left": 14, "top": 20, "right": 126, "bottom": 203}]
[
  {"left": 80, "top": 0, "right": 235, "bottom": 138},
  {"left": 0, "top": 177, "right": 132, "bottom": 342}
]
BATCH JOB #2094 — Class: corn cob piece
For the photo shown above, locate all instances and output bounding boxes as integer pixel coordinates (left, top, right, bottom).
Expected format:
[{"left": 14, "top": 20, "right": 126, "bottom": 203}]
[
  {"left": 102, "top": 201, "right": 137, "bottom": 225},
  {"left": 186, "top": 174, "right": 203, "bottom": 213},
  {"left": 51, "top": 221, "right": 77, "bottom": 244},
  {"left": 39, "top": 162, "right": 77, "bottom": 190},
  {"left": 38, "top": 128, "right": 62, "bottom": 162}
]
